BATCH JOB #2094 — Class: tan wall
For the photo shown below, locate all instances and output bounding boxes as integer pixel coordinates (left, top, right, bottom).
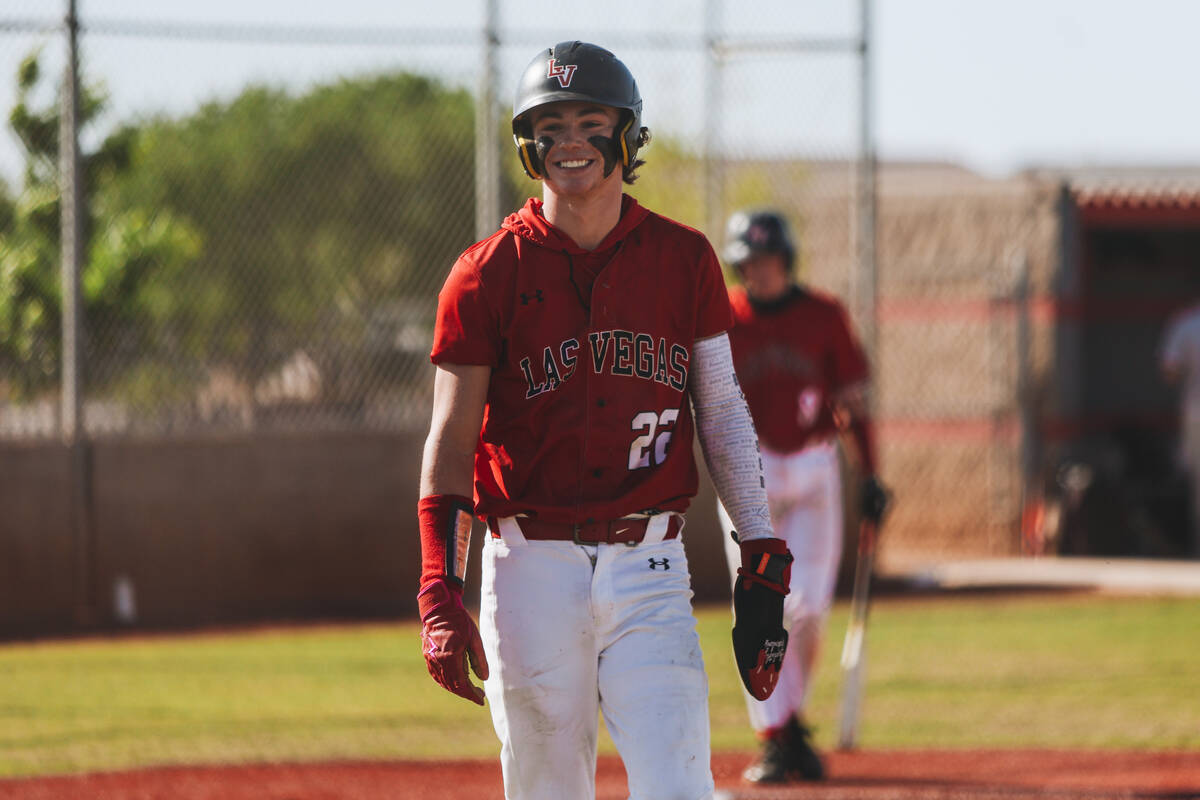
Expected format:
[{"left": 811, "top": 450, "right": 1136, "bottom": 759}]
[{"left": 0, "top": 434, "right": 740, "bottom": 638}]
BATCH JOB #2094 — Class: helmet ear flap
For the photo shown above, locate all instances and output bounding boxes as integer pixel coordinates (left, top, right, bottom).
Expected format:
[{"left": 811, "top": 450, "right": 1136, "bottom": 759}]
[
  {"left": 516, "top": 137, "right": 543, "bottom": 179},
  {"left": 615, "top": 113, "right": 651, "bottom": 169},
  {"left": 616, "top": 115, "right": 634, "bottom": 167},
  {"left": 513, "top": 119, "right": 544, "bottom": 180}
]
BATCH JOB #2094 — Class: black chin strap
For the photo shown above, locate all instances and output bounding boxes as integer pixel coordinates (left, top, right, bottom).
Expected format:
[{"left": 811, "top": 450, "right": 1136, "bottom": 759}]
[{"left": 534, "top": 136, "right": 554, "bottom": 175}]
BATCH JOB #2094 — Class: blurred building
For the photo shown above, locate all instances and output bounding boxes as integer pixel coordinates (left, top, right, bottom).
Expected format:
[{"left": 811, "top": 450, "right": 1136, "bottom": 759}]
[{"left": 838, "top": 163, "right": 1200, "bottom": 568}]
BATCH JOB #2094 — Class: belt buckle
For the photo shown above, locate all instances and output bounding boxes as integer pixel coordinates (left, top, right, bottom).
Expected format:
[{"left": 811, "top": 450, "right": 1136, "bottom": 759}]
[
  {"left": 611, "top": 519, "right": 642, "bottom": 547},
  {"left": 573, "top": 520, "right": 641, "bottom": 546}
]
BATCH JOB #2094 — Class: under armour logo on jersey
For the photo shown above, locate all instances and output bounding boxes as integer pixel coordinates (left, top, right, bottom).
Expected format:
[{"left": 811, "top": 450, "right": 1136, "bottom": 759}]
[
  {"left": 648, "top": 557, "right": 670, "bottom": 571},
  {"left": 520, "top": 289, "right": 544, "bottom": 305},
  {"left": 547, "top": 59, "right": 578, "bottom": 88}
]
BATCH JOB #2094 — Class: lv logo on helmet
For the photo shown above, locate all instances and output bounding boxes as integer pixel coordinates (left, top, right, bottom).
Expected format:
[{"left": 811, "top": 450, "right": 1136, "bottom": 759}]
[{"left": 547, "top": 59, "right": 577, "bottom": 88}]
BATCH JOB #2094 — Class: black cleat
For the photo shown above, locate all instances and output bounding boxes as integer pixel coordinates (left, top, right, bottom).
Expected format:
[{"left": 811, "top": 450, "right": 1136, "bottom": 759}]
[
  {"left": 742, "top": 734, "right": 790, "bottom": 783},
  {"left": 742, "top": 716, "right": 825, "bottom": 784},
  {"left": 786, "top": 717, "right": 825, "bottom": 781}
]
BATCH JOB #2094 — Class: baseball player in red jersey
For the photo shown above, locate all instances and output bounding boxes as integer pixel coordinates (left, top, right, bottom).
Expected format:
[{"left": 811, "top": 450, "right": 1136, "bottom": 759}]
[
  {"left": 416, "top": 43, "right": 793, "bottom": 799},
  {"left": 718, "top": 210, "right": 890, "bottom": 784}
]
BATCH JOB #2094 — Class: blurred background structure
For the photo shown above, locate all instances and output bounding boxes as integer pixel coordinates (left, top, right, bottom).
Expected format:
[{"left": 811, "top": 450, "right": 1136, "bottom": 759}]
[{"left": 2, "top": 0, "right": 1199, "bottom": 637}]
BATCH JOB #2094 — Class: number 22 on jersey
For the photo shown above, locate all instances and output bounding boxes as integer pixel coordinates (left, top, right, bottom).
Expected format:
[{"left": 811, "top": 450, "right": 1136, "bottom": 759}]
[{"left": 628, "top": 408, "right": 680, "bottom": 470}]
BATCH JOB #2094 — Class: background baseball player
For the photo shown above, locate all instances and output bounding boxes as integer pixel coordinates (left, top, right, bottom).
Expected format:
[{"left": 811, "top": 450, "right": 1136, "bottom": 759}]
[
  {"left": 1160, "top": 301, "right": 1200, "bottom": 557},
  {"left": 717, "top": 209, "right": 890, "bottom": 784},
  {"left": 416, "top": 42, "right": 793, "bottom": 799}
]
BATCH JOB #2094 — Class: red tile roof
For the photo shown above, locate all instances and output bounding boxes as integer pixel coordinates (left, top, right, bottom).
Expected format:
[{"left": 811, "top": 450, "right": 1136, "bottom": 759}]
[{"left": 1072, "top": 182, "right": 1200, "bottom": 226}]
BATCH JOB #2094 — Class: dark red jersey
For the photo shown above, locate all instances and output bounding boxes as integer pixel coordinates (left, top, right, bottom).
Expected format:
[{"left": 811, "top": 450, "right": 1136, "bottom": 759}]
[
  {"left": 726, "top": 285, "right": 868, "bottom": 454},
  {"left": 431, "top": 195, "right": 732, "bottom": 524}
]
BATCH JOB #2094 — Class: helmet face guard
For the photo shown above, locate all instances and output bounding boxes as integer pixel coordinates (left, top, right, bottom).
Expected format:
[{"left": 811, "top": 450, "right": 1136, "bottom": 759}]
[
  {"left": 512, "top": 41, "right": 650, "bottom": 180},
  {"left": 724, "top": 210, "right": 797, "bottom": 272}
]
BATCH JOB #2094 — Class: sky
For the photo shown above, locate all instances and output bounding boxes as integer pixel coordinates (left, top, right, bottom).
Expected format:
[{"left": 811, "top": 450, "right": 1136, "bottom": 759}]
[
  {"left": 875, "top": 0, "right": 1200, "bottom": 175},
  {"left": 0, "top": 0, "right": 1198, "bottom": 185}
]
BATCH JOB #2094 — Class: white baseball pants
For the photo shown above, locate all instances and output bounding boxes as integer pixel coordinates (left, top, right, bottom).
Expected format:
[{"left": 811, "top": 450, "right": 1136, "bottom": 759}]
[
  {"left": 720, "top": 440, "right": 843, "bottom": 733},
  {"left": 479, "top": 515, "right": 715, "bottom": 800}
]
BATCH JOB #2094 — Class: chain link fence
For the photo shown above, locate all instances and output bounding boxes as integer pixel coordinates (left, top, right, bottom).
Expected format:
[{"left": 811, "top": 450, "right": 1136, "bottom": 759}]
[
  {"left": 1, "top": 1, "right": 1049, "bottom": 559},
  {"left": 1, "top": 2, "right": 495, "bottom": 437},
  {"left": 874, "top": 173, "right": 1062, "bottom": 559},
  {"left": 0, "top": 0, "right": 871, "bottom": 441}
]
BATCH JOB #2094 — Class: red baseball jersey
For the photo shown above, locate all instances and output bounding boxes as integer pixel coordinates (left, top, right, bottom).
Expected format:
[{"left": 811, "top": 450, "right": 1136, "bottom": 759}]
[
  {"left": 432, "top": 195, "right": 732, "bottom": 524},
  {"left": 726, "top": 285, "right": 868, "bottom": 454}
]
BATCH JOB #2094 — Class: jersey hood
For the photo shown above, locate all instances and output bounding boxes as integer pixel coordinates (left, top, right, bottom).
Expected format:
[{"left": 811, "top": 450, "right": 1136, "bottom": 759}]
[{"left": 501, "top": 194, "right": 651, "bottom": 254}]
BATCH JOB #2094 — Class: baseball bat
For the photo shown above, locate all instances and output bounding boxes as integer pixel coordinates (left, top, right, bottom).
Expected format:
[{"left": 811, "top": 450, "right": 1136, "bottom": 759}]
[{"left": 837, "top": 517, "right": 878, "bottom": 751}]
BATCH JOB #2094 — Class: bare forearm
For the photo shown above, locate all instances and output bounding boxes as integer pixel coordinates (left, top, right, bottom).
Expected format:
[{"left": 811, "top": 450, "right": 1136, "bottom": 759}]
[
  {"left": 420, "top": 433, "right": 476, "bottom": 498},
  {"left": 846, "top": 416, "right": 878, "bottom": 475},
  {"left": 838, "top": 381, "right": 878, "bottom": 474},
  {"left": 419, "top": 363, "right": 491, "bottom": 499}
]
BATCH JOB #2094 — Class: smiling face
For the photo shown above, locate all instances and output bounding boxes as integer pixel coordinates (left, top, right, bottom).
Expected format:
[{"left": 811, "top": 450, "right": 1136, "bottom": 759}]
[{"left": 529, "top": 100, "right": 623, "bottom": 198}]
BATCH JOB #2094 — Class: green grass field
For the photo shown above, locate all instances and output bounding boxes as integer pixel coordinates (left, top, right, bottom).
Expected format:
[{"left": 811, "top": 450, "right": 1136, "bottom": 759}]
[{"left": 0, "top": 592, "right": 1196, "bottom": 778}]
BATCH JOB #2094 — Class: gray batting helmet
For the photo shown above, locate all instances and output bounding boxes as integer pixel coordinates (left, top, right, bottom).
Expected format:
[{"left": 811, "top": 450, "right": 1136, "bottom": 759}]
[
  {"left": 723, "top": 210, "right": 797, "bottom": 271},
  {"left": 511, "top": 41, "right": 650, "bottom": 180}
]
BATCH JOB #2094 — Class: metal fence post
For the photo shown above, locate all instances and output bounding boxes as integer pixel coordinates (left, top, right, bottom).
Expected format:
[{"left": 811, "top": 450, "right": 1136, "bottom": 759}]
[
  {"left": 60, "top": 0, "right": 82, "bottom": 442},
  {"left": 60, "top": 0, "right": 93, "bottom": 627},
  {"left": 1015, "top": 251, "right": 1038, "bottom": 551},
  {"left": 856, "top": 0, "right": 878, "bottom": 412},
  {"left": 475, "top": 0, "right": 500, "bottom": 242},
  {"left": 702, "top": 0, "right": 723, "bottom": 241}
]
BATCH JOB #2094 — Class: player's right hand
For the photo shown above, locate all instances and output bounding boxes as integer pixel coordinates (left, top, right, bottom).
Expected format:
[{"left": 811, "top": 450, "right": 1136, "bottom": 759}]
[
  {"left": 860, "top": 475, "right": 892, "bottom": 525},
  {"left": 417, "top": 578, "right": 489, "bottom": 705}
]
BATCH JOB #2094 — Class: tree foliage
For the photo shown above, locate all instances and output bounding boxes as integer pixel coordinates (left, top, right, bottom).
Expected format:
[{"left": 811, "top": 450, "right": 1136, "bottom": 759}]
[
  {"left": 103, "top": 73, "right": 522, "bottom": 404},
  {"left": 627, "top": 138, "right": 812, "bottom": 284},
  {"left": 2, "top": 62, "right": 523, "bottom": 411},
  {"left": 0, "top": 50, "right": 198, "bottom": 400}
]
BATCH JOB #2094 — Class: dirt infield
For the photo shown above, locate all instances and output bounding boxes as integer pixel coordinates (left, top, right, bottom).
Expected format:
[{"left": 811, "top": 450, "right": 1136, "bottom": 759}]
[{"left": 1, "top": 750, "right": 1197, "bottom": 800}]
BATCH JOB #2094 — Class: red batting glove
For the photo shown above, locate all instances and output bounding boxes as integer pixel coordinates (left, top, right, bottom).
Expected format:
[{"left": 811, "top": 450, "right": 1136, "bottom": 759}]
[
  {"left": 418, "top": 578, "right": 489, "bottom": 705},
  {"left": 736, "top": 536, "right": 792, "bottom": 595}
]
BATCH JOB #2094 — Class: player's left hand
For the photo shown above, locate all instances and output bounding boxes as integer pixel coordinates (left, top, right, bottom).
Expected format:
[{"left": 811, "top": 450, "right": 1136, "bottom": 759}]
[
  {"left": 418, "top": 578, "right": 489, "bottom": 705},
  {"left": 731, "top": 535, "right": 793, "bottom": 701},
  {"left": 860, "top": 475, "right": 892, "bottom": 526}
]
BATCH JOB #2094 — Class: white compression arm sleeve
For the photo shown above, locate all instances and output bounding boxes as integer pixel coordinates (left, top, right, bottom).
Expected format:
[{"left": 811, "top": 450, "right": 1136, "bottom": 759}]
[{"left": 689, "top": 333, "right": 773, "bottom": 541}]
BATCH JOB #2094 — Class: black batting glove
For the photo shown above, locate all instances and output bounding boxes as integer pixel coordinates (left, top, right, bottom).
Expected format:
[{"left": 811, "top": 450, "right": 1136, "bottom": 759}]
[
  {"left": 860, "top": 475, "right": 892, "bottom": 525},
  {"left": 730, "top": 533, "right": 793, "bottom": 701}
]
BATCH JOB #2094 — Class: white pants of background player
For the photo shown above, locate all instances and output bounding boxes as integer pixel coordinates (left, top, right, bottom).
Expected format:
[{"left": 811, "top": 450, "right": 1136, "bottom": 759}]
[
  {"left": 480, "top": 514, "right": 715, "bottom": 800},
  {"left": 720, "top": 440, "right": 843, "bottom": 734}
]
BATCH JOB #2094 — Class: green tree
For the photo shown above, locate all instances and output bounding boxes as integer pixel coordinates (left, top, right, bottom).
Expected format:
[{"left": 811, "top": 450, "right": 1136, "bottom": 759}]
[
  {"left": 628, "top": 137, "right": 809, "bottom": 237},
  {"left": 0, "top": 50, "right": 198, "bottom": 401},
  {"left": 106, "top": 73, "right": 521, "bottom": 409}
]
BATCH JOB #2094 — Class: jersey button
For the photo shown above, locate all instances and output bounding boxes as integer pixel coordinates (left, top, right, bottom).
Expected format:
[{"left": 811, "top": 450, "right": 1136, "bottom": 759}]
[
  {"left": 596, "top": 398, "right": 606, "bottom": 407},
  {"left": 592, "top": 468, "right": 603, "bottom": 478}
]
